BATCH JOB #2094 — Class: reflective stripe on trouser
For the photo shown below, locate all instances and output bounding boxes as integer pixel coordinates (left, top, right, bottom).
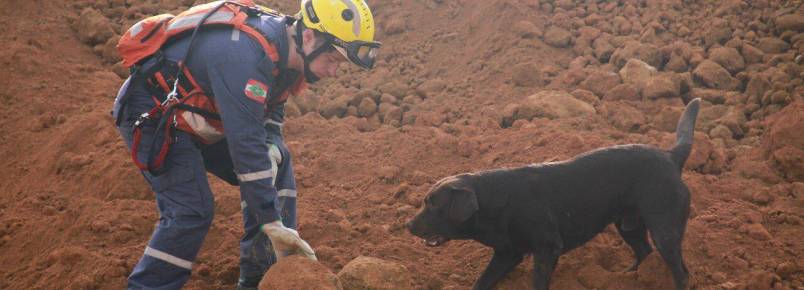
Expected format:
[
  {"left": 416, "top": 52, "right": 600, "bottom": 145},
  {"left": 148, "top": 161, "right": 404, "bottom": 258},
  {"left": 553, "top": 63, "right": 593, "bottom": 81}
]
[
  {"left": 117, "top": 121, "right": 215, "bottom": 290},
  {"left": 238, "top": 139, "right": 297, "bottom": 287}
]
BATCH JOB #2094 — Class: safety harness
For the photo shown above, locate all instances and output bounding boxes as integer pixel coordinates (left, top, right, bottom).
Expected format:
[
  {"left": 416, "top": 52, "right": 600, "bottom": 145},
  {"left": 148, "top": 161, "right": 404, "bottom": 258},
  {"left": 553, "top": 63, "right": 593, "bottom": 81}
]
[{"left": 117, "top": 0, "right": 297, "bottom": 174}]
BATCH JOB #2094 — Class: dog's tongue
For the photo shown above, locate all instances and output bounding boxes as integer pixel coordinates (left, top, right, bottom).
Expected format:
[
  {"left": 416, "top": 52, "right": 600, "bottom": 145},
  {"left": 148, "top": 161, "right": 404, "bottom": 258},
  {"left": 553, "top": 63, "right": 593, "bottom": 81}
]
[{"left": 425, "top": 236, "right": 447, "bottom": 247}]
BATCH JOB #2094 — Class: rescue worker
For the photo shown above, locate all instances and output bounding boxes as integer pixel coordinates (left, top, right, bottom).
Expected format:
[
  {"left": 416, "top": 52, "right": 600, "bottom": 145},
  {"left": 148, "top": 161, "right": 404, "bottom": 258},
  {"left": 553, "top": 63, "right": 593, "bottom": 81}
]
[{"left": 110, "top": 0, "right": 380, "bottom": 289}]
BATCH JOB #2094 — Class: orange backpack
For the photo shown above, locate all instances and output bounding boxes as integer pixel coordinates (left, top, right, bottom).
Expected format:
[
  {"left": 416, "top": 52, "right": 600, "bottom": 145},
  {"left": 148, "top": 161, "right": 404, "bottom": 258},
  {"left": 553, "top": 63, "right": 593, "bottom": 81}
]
[{"left": 118, "top": 0, "right": 281, "bottom": 68}]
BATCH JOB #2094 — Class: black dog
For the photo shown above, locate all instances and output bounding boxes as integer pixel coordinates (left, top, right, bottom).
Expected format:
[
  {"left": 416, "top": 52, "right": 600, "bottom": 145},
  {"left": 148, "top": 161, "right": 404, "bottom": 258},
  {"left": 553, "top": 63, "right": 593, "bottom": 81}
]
[{"left": 407, "top": 99, "right": 701, "bottom": 290}]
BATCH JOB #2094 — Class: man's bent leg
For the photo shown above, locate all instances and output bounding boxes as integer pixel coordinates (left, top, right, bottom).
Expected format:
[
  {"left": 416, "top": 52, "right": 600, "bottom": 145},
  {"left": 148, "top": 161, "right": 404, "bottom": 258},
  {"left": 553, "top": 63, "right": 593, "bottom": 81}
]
[{"left": 119, "top": 125, "right": 215, "bottom": 290}]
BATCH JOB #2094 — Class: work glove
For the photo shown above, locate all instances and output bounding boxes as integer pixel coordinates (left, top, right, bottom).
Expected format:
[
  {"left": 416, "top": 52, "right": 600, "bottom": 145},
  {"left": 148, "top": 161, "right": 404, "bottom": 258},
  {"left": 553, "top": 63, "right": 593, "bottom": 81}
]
[{"left": 261, "top": 220, "right": 317, "bottom": 261}]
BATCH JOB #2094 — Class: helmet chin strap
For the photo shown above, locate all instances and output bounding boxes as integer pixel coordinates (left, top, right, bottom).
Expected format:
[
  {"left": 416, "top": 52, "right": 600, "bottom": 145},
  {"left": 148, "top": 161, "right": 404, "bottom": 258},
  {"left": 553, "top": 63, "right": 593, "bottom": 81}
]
[{"left": 294, "top": 21, "right": 330, "bottom": 84}]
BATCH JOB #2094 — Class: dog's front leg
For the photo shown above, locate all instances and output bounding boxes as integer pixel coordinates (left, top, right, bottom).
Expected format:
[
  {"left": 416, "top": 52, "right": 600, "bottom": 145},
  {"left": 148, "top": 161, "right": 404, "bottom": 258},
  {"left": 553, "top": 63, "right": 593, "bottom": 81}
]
[
  {"left": 472, "top": 249, "right": 524, "bottom": 290},
  {"left": 531, "top": 248, "right": 560, "bottom": 290}
]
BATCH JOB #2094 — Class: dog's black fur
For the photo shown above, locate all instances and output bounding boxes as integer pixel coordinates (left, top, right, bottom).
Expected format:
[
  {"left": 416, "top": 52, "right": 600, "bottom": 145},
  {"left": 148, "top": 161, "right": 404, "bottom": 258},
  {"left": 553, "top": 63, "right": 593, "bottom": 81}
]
[{"left": 407, "top": 99, "right": 701, "bottom": 290}]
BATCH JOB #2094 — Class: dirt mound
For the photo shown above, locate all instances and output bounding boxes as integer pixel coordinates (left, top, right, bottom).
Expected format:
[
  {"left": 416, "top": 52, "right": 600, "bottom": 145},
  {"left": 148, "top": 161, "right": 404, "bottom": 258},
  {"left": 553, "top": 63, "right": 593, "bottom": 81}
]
[{"left": 0, "top": 0, "right": 802, "bottom": 289}]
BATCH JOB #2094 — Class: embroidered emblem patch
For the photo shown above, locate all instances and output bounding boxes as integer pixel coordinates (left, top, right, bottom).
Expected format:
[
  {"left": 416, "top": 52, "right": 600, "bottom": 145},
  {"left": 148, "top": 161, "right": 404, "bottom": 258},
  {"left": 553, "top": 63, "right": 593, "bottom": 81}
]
[{"left": 244, "top": 79, "right": 268, "bottom": 104}]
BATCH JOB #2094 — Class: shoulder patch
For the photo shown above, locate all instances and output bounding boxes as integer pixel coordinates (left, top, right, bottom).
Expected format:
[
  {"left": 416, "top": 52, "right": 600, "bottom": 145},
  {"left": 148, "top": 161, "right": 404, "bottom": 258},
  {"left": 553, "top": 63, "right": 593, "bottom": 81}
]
[{"left": 244, "top": 79, "right": 268, "bottom": 104}]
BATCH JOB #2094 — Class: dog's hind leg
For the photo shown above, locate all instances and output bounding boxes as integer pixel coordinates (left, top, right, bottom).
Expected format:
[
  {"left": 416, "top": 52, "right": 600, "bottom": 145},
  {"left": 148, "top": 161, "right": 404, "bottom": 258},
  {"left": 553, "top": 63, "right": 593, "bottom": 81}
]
[
  {"left": 642, "top": 184, "right": 691, "bottom": 290},
  {"left": 616, "top": 213, "right": 653, "bottom": 271}
]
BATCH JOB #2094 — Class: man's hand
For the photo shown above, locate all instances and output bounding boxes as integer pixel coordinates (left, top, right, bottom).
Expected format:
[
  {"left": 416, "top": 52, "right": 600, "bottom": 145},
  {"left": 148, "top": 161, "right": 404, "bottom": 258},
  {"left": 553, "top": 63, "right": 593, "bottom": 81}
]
[{"left": 261, "top": 220, "right": 317, "bottom": 261}]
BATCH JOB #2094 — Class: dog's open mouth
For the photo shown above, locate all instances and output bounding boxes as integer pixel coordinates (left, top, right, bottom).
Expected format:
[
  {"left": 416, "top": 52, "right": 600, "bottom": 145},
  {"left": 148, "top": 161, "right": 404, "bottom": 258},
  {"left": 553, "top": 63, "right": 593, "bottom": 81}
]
[{"left": 425, "top": 235, "right": 449, "bottom": 247}]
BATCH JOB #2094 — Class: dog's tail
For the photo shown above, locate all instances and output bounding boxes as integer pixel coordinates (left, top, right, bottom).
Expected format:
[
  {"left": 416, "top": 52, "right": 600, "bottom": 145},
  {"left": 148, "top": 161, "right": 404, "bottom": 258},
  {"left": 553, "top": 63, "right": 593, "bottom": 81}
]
[{"left": 669, "top": 98, "right": 701, "bottom": 171}]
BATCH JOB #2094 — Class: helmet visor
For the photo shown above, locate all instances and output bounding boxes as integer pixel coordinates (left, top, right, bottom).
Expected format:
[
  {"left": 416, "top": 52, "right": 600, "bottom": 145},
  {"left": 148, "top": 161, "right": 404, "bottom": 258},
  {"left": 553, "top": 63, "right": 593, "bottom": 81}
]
[{"left": 331, "top": 38, "right": 381, "bottom": 69}]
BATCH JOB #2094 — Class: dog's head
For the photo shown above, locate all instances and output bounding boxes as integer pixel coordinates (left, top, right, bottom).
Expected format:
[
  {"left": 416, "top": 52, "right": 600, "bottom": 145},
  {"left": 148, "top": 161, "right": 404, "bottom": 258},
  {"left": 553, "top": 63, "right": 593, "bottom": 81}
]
[{"left": 406, "top": 175, "right": 478, "bottom": 247}]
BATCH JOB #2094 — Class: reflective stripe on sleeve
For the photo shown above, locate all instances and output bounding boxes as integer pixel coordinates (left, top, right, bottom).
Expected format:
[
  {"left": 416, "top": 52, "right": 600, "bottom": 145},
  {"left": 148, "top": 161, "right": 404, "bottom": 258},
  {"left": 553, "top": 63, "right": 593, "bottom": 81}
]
[
  {"left": 144, "top": 246, "right": 193, "bottom": 270},
  {"left": 237, "top": 170, "right": 273, "bottom": 182}
]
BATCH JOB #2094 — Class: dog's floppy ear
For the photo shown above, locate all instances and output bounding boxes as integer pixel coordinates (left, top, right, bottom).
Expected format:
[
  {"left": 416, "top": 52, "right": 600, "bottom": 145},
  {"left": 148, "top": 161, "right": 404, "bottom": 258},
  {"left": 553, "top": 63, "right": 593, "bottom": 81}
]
[{"left": 447, "top": 182, "right": 478, "bottom": 223}]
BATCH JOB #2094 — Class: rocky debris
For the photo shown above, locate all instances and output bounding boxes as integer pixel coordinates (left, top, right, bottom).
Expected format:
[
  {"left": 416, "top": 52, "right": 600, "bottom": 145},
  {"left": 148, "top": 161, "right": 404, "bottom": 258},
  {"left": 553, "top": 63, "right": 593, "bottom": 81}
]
[
  {"left": 745, "top": 73, "right": 772, "bottom": 104},
  {"left": 603, "top": 83, "right": 641, "bottom": 101},
  {"left": 741, "top": 44, "right": 765, "bottom": 64},
  {"left": 702, "top": 21, "right": 733, "bottom": 48},
  {"left": 503, "top": 91, "right": 596, "bottom": 126},
  {"left": 774, "top": 13, "right": 804, "bottom": 32},
  {"left": 756, "top": 37, "right": 790, "bottom": 54},
  {"left": 593, "top": 36, "right": 616, "bottom": 62},
  {"left": 74, "top": 8, "right": 115, "bottom": 46},
  {"left": 416, "top": 78, "right": 447, "bottom": 98},
  {"left": 619, "top": 59, "right": 658, "bottom": 86},
  {"left": 383, "top": 17, "right": 407, "bottom": 36},
  {"left": 693, "top": 60, "right": 741, "bottom": 91},
  {"left": 513, "top": 20, "right": 542, "bottom": 39},
  {"left": 642, "top": 74, "right": 681, "bottom": 99},
  {"left": 579, "top": 70, "right": 621, "bottom": 97},
  {"left": 357, "top": 98, "right": 378, "bottom": 117},
  {"left": 763, "top": 101, "right": 804, "bottom": 181},
  {"left": 610, "top": 41, "right": 663, "bottom": 68},
  {"left": 708, "top": 47, "right": 745, "bottom": 74},
  {"left": 511, "top": 62, "right": 542, "bottom": 87},
  {"left": 544, "top": 26, "right": 573, "bottom": 48},
  {"left": 258, "top": 256, "right": 342, "bottom": 290},
  {"left": 664, "top": 52, "right": 689, "bottom": 72},
  {"left": 320, "top": 96, "right": 351, "bottom": 119},
  {"left": 337, "top": 256, "right": 413, "bottom": 290},
  {"left": 599, "top": 101, "right": 647, "bottom": 132}
]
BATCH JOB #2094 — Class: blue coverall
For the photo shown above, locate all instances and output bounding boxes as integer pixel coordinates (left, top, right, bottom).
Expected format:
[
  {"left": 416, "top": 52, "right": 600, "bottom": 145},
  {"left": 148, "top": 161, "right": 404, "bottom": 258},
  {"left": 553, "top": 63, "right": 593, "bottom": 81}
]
[{"left": 112, "top": 14, "right": 302, "bottom": 289}]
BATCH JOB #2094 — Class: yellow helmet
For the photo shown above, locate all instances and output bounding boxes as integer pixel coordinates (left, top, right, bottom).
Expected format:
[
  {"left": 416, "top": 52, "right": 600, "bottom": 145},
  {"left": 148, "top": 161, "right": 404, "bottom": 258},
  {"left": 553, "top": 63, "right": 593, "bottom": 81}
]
[{"left": 298, "top": 0, "right": 381, "bottom": 69}]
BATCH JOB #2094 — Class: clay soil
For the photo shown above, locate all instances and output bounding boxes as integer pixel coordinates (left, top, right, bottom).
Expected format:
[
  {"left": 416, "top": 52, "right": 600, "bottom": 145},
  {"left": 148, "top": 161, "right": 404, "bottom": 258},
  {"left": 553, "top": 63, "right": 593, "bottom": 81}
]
[{"left": 0, "top": 0, "right": 802, "bottom": 289}]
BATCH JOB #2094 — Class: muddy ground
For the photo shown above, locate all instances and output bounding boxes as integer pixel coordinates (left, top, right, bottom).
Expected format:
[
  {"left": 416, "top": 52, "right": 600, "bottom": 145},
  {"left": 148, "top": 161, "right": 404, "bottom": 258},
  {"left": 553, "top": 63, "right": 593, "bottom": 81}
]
[{"left": 0, "top": 0, "right": 802, "bottom": 289}]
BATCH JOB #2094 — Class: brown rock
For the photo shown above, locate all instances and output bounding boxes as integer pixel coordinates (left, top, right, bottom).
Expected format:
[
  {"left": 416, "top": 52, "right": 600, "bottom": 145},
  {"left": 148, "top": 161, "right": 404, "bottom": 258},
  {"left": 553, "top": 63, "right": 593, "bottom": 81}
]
[
  {"left": 703, "top": 24, "right": 733, "bottom": 48},
  {"left": 642, "top": 74, "right": 680, "bottom": 99},
  {"left": 652, "top": 106, "right": 683, "bottom": 132},
  {"left": 516, "top": 91, "right": 596, "bottom": 121},
  {"left": 745, "top": 271, "right": 776, "bottom": 290},
  {"left": 544, "top": 26, "right": 573, "bottom": 47},
  {"left": 775, "top": 14, "right": 804, "bottom": 32},
  {"left": 602, "top": 102, "right": 647, "bottom": 132},
  {"left": 579, "top": 70, "right": 622, "bottom": 97},
  {"left": 619, "top": 58, "right": 658, "bottom": 92},
  {"left": 772, "top": 146, "right": 804, "bottom": 181},
  {"left": 357, "top": 98, "right": 377, "bottom": 117},
  {"left": 690, "top": 88, "right": 726, "bottom": 105},
  {"left": 259, "top": 256, "right": 342, "bottom": 290},
  {"left": 569, "top": 89, "right": 599, "bottom": 107},
  {"left": 664, "top": 53, "right": 688, "bottom": 72},
  {"left": 378, "top": 81, "right": 408, "bottom": 98},
  {"left": 611, "top": 41, "right": 663, "bottom": 68},
  {"left": 337, "top": 256, "right": 413, "bottom": 290},
  {"left": 710, "top": 124, "right": 733, "bottom": 141},
  {"left": 693, "top": 60, "right": 741, "bottom": 91},
  {"left": 708, "top": 47, "right": 745, "bottom": 74},
  {"left": 745, "top": 74, "right": 772, "bottom": 103},
  {"left": 757, "top": 37, "right": 791, "bottom": 54},
  {"left": 102, "top": 35, "right": 121, "bottom": 63},
  {"left": 593, "top": 36, "right": 615, "bottom": 62},
  {"left": 511, "top": 62, "right": 542, "bottom": 87},
  {"left": 320, "top": 96, "right": 350, "bottom": 118},
  {"left": 416, "top": 78, "right": 446, "bottom": 98},
  {"left": 383, "top": 106, "right": 403, "bottom": 126},
  {"left": 75, "top": 8, "right": 115, "bottom": 45},
  {"left": 513, "top": 20, "right": 541, "bottom": 38},
  {"left": 741, "top": 44, "right": 765, "bottom": 64},
  {"left": 383, "top": 17, "right": 406, "bottom": 35},
  {"left": 604, "top": 83, "right": 641, "bottom": 101}
]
